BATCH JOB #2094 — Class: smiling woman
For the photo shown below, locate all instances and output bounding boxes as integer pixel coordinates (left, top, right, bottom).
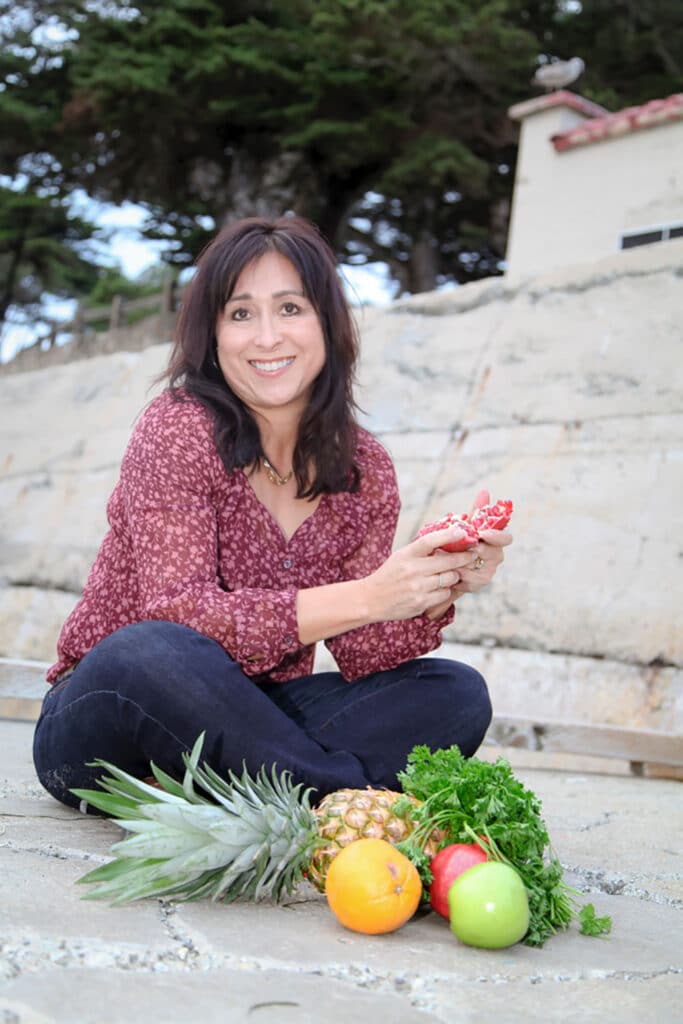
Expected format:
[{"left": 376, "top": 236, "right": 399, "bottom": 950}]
[
  {"left": 32, "top": 215, "right": 510, "bottom": 816},
  {"left": 167, "top": 217, "right": 361, "bottom": 501},
  {"left": 215, "top": 251, "right": 326, "bottom": 451}
]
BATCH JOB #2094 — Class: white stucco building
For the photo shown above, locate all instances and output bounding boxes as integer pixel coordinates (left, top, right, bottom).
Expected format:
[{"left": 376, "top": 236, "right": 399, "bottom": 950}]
[{"left": 505, "top": 90, "right": 683, "bottom": 279}]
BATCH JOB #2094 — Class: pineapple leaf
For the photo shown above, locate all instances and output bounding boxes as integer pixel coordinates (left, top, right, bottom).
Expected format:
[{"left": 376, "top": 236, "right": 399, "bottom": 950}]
[
  {"left": 70, "top": 788, "right": 143, "bottom": 819},
  {"left": 74, "top": 734, "right": 321, "bottom": 905},
  {"left": 182, "top": 732, "right": 206, "bottom": 801},
  {"left": 77, "top": 856, "right": 169, "bottom": 885},
  {"left": 148, "top": 762, "right": 188, "bottom": 799}
]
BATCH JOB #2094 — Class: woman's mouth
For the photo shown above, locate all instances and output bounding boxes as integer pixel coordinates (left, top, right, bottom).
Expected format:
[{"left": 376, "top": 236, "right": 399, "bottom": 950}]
[{"left": 249, "top": 357, "right": 294, "bottom": 374}]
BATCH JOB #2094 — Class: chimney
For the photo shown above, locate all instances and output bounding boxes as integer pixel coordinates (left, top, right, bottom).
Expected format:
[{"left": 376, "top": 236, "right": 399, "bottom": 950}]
[{"left": 505, "top": 91, "right": 608, "bottom": 279}]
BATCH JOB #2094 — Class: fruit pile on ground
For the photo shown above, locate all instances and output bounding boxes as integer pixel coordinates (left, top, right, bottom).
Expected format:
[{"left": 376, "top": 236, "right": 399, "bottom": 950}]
[{"left": 73, "top": 734, "right": 610, "bottom": 946}]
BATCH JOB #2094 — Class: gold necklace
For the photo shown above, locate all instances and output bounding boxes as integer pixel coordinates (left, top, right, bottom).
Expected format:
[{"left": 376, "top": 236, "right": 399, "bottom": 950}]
[{"left": 262, "top": 456, "right": 293, "bottom": 486}]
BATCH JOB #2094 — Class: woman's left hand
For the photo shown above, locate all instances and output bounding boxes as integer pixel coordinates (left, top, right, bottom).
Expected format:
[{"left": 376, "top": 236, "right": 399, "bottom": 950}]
[
  {"left": 424, "top": 487, "right": 513, "bottom": 619},
  {"left": 425, "top": 529, "right": 512, "bottom": 618},
  {"left": 451, "top": 529, "right": 512, "bottom": 594}
]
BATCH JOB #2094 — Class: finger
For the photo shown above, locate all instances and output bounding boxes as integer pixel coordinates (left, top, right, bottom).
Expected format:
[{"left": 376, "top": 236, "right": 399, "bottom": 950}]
[
  {"left": 469, "top": 488, "right": 490, "bottom": 518},
  {"left": 428, "top": 550, "right": 479, "bottom": 573},
  {"left": 425, "top": 594, "right": 457, "bottom": 620},
  {"left": 413, "top": 525, "right": 477, "bottom": 556},
  {"left": 431, "top": 569, "right": 461, "bottom": 591},
  {"left": 477, "top": 529, "right": 513, "bottom": 547},
  {"left": 474, "top": 540, "right": 504, "bottom": 562},
  {"left": 449, "top": 580, "right": 471, "bottom": 597}
]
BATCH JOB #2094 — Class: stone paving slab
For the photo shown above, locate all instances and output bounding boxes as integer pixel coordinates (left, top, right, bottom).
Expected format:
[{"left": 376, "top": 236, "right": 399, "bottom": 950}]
[
  {"left": 2, "top": 720, "right": 682, "bottom": 1022},
  {"left": 0, "top": 967, "right": 438, "bottom": 1024},
  {"left": 2, "top": 968, "right": 681, "bottom": 1024}
]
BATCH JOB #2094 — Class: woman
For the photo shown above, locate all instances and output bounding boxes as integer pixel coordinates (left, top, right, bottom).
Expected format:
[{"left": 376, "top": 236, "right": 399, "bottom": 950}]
[{"left": 33, "top": 216, "right": 511, "bottom": 810}]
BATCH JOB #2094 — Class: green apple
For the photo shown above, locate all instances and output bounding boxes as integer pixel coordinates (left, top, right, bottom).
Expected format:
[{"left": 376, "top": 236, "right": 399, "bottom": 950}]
[{"left": 448, "top": 862, "right": 529, "bottom": 948}]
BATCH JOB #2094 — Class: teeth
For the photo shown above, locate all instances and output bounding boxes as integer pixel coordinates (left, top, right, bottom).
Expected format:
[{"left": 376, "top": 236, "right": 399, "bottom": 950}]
[{"left": 250, "top": 358, "right": 294, "bottom": 372}]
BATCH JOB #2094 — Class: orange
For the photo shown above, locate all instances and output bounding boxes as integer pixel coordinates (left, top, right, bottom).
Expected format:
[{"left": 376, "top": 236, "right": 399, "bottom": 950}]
[{"left": 324, "top": 838, "right": 422, "bottom": 934}]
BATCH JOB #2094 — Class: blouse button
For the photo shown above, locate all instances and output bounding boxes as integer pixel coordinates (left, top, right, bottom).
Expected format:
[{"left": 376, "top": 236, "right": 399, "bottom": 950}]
[
  {"left": 284, "top": 634, "right": 294, "bottom": 646},
  {"left": 283, "top": 558, "right": 292, "bottom": 569}
]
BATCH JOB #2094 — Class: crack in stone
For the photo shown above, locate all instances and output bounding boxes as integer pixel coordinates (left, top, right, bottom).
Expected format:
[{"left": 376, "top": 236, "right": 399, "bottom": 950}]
[
  {"left": 0, "top": 462, "right": 121, "bottom": 484},
  {"left": 565, "top": 866, "right": 683, "bottom": 908},
  {"left": 441, "top": 635, "right": 680, "bottom": 672},
  {"left": 0, "top": 813, "right": 77, "bottom": 822},
  {"left": 575, "top": 812, "right": 615, "bottom": 832},
  {"left": 0, "top": 937, "right": 193, "bottom": 979},
  {"left": 387, "top": 262, "right": 681, "bottom": 319},
  {"left": 2, "top": 580, "right": 82, "bottom": 597},
  {"left": 0, "top": 841, "right": 108, "bottom": 864},
  {"left": 157, "top": 903, "right": 203, "bottom": 967},
  {"left": 2, "top": 933, "right": 680, "bottom": 1014},
  {"left": 375, "top": 406, "right": 683, "bottom": 435},
  {"left": 525, "top": 267, "right": 681, "bottom": 303}
]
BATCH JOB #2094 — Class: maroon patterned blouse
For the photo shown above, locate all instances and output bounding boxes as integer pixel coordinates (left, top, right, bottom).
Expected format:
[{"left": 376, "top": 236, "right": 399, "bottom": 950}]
[{"left": 48, "top": 390, "right": 453, "bottom": 684}]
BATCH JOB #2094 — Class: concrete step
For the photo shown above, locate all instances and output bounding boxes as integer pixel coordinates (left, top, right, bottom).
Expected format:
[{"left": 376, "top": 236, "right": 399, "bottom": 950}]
[{"left": 0, "top": 657, "right": 48, "bottom": 721}]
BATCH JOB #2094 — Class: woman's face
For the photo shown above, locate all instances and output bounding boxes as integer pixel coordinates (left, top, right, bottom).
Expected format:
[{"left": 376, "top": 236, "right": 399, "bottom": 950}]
[{"left": 215, "top": 251, "right": 326, "bottom": 424}]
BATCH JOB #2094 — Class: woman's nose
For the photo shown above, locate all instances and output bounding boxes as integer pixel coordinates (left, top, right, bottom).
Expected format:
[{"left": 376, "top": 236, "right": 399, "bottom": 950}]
[{"left": 254, "top": 313, "right": 281, "bottom": 348}]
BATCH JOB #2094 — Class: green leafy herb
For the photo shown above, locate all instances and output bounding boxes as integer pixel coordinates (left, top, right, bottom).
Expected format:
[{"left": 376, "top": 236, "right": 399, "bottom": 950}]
[
  {"left": 395, "top": 744, "right": 588, "bottom": 947},
  {"left": 579, "top": 903, "right": 612, "bottom": 937}
]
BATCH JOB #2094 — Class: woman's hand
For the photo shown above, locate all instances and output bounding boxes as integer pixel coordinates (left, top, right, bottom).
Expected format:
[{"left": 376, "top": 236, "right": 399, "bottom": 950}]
[
  {"left": 424, "top": 488, "right": 513, "bottom": 618},
  {"left": 362, "top": 525, "right": 478, "bottom": 623},
  {"left": 424, "top": 531, "right": 513, "bottom": 617}
]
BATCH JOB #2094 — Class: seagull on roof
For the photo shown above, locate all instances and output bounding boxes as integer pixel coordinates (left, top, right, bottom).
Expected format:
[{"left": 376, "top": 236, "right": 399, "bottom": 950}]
[{"left": 532, "top": 57, "right": 585, "bottom": 92}]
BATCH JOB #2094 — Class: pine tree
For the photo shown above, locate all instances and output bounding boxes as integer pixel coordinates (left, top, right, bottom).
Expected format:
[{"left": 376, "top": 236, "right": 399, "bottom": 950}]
[
  {"left": 1, "top": 1, "right": 680, "bottom": 297},
  {"left": 0, "top": 186, "right": 98, "bottom": 327}
]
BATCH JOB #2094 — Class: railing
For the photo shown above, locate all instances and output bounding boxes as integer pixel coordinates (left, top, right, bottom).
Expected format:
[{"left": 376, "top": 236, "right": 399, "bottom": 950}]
[{"left": 38, "top": 275, "right": 182, "bottom": 349}]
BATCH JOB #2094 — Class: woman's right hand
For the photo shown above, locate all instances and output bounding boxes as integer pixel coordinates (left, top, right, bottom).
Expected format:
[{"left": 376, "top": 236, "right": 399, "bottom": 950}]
[{"left": 362, "top": 526, "right": 476, "bottom": 622}]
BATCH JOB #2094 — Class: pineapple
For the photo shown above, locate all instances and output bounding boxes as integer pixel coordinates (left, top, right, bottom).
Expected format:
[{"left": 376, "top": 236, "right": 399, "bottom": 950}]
[
  {"left": 72, "top": 733, "right": 443, "bottom": 904},
  {"left": 307, "top": 788, "right": 443, "bottom": 891}
]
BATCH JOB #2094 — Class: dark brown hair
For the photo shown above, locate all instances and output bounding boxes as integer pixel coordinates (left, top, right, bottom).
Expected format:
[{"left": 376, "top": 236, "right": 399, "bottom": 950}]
[{"left": 166, "top": 216, "right": 360, "bottom": 497}]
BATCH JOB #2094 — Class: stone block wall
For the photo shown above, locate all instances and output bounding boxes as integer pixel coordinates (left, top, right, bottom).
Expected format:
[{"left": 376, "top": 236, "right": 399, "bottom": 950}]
[{"left": 1, "top": 239, "right": 681, "bottom": 731}]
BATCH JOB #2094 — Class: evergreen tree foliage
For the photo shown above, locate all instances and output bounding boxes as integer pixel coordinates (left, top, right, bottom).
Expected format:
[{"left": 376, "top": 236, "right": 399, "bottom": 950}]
[
  {"left": 0, "top": 3, "right": 99, "bottom": 329},
  {"left": 0, "top": 0, "right": 681, "bottom": 301},
  {"left": 0, "top": 185, "right": 99, "bottom": 326}
]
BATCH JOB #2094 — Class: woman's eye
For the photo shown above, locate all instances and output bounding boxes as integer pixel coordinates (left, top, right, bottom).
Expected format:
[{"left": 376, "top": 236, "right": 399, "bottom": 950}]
[
  {"left": 281, "top": 302, "right": 300, "bottom": 316},
  {"left": 231, "top": 307, "right": 250, "bottom": 321}
]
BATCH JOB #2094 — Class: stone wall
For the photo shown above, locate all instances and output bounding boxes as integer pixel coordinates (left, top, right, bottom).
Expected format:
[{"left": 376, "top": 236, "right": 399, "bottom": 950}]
[{"left": 1, "top": 239, "right": 681, "bottom": 731}]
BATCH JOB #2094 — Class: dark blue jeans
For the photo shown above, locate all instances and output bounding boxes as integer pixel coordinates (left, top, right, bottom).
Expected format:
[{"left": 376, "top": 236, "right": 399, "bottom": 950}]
[{"left": 33, "top": 621, "right": 492, "bottom": 810}]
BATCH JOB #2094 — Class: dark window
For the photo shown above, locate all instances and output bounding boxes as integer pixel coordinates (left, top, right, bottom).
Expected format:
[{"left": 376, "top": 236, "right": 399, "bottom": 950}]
[
  {"left": 621, "top": 230, "right": 663, "bottom": 250},
  {"left": 621, "top": 224, "right": 683, "bottom": 249}
]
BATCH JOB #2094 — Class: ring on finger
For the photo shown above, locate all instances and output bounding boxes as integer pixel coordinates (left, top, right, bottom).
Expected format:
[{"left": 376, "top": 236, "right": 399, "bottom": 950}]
[
  {"left": 437, "top": 572, "right": 446, "bottom": 589},
  {"left": 472, "top": 555, "right": 485, "bottom": 571}
]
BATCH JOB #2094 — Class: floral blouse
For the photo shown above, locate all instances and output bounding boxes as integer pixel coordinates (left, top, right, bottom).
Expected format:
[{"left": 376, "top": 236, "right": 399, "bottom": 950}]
[{"left": 48, "top": 390, "right": 453, "bottom": 684}]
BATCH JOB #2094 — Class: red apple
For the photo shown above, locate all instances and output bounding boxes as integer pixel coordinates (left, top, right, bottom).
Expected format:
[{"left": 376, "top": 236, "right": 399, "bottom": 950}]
[{"left": 429, "top": 842, "right": 489, "bottom": 919}]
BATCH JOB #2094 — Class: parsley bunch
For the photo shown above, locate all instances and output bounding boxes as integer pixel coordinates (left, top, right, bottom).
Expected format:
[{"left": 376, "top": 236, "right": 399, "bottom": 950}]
[
  {"left": 395, "top": 745, "right": 610, "bottom": 947},
  {"left": 579, "top": 903, "right": 612, "bottom": 937}
]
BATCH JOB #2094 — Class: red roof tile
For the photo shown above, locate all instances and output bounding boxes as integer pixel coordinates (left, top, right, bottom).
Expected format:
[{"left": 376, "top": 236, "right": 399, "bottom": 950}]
[
  {"left": 508, "top": 90, "right": 608, "bottom": 122},
  {"left": 552, "top": 93, "right": 683, "bottom": 151}
]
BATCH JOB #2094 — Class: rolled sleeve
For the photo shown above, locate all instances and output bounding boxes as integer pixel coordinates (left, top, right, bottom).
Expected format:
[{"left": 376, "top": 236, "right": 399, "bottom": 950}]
[{"left": 328, "top": 606, "right": 455, "bottom": 682}]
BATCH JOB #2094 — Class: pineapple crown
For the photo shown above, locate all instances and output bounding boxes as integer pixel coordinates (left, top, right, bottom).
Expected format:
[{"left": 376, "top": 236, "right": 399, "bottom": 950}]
[{"left": 72, "top": 733, "right": 322, "bottom": 904}]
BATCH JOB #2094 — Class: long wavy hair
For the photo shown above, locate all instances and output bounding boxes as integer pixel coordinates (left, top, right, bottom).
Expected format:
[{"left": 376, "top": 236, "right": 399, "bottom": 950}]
[{"left": 166, "top": 216, "right": 361, "bottom": 498}]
